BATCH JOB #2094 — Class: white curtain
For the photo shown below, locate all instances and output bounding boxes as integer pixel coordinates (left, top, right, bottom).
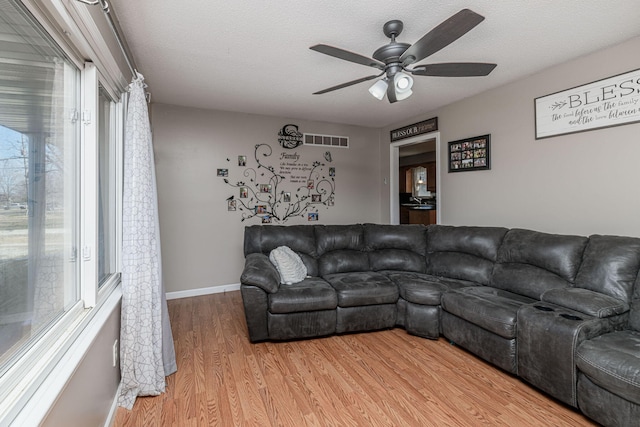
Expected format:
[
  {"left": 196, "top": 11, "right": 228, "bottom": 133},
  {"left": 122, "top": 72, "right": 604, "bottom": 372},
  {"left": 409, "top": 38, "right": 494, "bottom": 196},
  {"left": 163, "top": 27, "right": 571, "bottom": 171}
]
[{"left": 118, "top": 72, "right": 177, "bottom": 409}]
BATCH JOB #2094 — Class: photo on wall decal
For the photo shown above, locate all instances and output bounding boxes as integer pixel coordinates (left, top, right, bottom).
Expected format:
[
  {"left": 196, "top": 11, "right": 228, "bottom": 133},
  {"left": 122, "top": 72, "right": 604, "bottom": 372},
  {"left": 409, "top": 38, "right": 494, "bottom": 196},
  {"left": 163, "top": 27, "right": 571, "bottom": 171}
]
[
  {"left": 219, "top": 143, "right": 337, "bottom": 223},
  {"left": 260, "top": 184, "right": 272, "bottom": 193}
]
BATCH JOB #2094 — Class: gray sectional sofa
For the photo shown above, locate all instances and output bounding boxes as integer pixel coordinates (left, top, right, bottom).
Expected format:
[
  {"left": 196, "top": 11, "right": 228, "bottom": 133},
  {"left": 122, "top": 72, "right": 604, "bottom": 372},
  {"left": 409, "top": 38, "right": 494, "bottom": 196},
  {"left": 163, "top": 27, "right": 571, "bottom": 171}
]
[{"left": 240, "top": 223, "right": 640, "bottom": 427}]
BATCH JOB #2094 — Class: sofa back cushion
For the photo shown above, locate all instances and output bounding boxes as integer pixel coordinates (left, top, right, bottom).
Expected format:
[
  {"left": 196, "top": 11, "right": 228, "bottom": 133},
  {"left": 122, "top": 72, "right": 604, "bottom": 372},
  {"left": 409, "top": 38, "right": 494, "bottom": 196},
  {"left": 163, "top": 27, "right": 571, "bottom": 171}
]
[
  {"left": 575, "top": 235, "right": 640, "bottom": 303},
  {"left": 365, "top": 224, "right": 427, "bottom": 273},
  {"left": 427, "top": 225, "right": 508, "bottom": 285},
  {"left": 630, "top": 275, "right": 640, "bottom": 332},
  {"left": 315, "top": 225, "right": 369, "bottom": 275},
  {"left": 492, "top": 229, "right": 588, "bottom": 299},
  {"left": 244, "top": 225, "right": 318, "bottom": 276}
]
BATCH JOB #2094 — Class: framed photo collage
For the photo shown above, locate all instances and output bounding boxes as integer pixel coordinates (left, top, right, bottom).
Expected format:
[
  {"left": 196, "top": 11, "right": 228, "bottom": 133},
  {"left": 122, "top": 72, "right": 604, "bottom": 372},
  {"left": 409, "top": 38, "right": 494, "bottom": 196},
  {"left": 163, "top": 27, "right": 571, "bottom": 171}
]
[{"left": 448, "top": 134, "right": 490, "bottom": 172}]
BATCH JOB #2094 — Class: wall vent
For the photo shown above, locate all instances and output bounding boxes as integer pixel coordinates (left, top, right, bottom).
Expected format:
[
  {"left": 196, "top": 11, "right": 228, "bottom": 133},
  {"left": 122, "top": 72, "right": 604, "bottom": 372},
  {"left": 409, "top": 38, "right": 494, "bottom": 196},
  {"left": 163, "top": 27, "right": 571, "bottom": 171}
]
[{"left": 303, "top": 133, "right": 349, "bottom": 148}]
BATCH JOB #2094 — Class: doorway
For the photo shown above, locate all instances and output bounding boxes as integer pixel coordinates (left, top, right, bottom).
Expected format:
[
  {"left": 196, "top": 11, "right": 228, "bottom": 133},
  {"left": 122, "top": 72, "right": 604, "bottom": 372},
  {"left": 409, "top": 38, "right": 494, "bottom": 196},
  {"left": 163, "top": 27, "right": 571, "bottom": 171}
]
[{"left": 389, "top": 131, "right": 441, "bottom": 225}]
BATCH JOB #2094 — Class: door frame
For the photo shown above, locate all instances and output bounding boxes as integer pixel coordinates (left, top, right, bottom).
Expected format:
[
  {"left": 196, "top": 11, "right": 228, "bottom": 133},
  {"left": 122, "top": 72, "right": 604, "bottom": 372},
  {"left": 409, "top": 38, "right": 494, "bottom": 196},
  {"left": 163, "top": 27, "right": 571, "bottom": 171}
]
[{"left": 389, "top": 131, "right": 441, "bottom": 225}]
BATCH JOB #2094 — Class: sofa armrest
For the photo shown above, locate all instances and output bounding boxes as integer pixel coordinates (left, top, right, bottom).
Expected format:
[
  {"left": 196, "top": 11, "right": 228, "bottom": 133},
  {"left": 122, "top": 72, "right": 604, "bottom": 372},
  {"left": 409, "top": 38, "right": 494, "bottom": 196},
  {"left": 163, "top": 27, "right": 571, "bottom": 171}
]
[
  {"left": 240, "top": 285, "right": 270, "bottom": 342},
  {"left": 541, "top": 288, "right": 629, "bottom": 318},
  {"left": 240, "top": 253, "right": 280, "bottom": 293}
]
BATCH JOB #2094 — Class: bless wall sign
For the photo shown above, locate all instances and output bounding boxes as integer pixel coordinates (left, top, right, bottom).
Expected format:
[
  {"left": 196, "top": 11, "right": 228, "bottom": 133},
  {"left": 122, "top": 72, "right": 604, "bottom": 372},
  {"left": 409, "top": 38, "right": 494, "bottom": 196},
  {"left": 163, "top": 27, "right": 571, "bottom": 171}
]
[
  {"left": 390, "top": 117, "right": 438, "bottom": 142},
  {"left": 535, "top": 68, "right": 640, "bottom": 139}
]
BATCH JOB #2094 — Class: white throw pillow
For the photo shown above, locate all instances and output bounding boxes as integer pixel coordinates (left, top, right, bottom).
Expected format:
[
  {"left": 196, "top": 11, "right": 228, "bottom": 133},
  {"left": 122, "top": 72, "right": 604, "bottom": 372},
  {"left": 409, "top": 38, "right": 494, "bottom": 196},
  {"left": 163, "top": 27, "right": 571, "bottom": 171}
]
[{"left": 269, "top": 246, "right": 307, "bottom": 285}]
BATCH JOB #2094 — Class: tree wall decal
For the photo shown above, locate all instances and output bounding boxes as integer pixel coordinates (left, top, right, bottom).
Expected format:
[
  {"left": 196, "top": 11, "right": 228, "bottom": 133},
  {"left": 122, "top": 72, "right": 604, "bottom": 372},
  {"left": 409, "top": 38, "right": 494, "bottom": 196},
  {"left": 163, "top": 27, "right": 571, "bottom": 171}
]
[{"left": 222, "top": 143, "right": 335, "bottom": 223}]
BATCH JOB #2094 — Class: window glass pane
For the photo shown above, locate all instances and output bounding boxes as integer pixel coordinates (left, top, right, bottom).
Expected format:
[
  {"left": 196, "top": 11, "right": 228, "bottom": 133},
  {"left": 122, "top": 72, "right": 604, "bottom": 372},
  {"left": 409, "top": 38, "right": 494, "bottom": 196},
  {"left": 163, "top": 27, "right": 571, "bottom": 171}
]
[
  {"left": 0, "top": 0, "right": 79, "bottom": 370},
  {"left": 98, "top": 86, "right": 115, "bottom": 285}
]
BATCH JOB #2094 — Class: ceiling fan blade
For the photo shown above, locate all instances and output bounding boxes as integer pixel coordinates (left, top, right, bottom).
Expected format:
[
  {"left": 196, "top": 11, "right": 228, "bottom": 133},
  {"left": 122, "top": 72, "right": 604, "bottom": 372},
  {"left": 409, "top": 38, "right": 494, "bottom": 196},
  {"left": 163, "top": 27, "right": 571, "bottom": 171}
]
[
  {"left": 400, "top": 9, "right": 485, "bottom": 66},
  {"left": 310, "top": 44, "right": 385, "bottom": 70},
  {"left": 411, "top": 62, "right": 497, "bottom": 77},
  {"left": 313, "top": 74, "right": 382, "bottom": 95}
]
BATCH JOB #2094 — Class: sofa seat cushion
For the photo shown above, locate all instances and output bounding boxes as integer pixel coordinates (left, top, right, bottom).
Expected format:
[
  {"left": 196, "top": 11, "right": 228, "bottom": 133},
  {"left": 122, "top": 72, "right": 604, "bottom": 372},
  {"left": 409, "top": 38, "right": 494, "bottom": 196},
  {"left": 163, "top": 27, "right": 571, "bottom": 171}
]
[
  {"left": 576, "top": 330, "right": 640, "bottom": 405},
  {"left": 323, "top": 271, "right": 398, "bottom": 307},
  {"left": 386, "top": 272, "right": 473, "bottom": 305},
  {"left": 268, "top": 277, "right": 337, "bottom": 314},
  {"left": 441, "top": 286, "right": 536, "bottom": 339}
]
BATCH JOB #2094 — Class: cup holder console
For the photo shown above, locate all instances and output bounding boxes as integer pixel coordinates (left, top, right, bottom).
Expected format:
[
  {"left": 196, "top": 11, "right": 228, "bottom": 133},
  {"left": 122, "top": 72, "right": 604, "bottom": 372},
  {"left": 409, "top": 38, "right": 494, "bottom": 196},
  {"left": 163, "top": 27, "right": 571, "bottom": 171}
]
[
  {"left": 560, "top": 313, "right": 583, "bottom": 321},
  {"left": 532, "top": 305, "right": 582, "bottom": 321}
]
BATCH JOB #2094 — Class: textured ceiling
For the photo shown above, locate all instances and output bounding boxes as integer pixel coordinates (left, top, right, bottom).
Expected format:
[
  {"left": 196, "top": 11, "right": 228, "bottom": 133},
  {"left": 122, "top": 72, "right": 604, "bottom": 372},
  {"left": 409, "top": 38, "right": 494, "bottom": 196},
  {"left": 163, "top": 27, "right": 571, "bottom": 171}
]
[{"left": 109, "top": 0, "right": 640, "bottom": 128}]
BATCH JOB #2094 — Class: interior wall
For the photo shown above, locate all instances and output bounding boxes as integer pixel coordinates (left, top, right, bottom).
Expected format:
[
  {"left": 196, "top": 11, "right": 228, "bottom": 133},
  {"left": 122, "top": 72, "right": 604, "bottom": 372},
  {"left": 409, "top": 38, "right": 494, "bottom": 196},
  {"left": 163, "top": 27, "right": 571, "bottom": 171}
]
[
  {"left": 380, "top": 35, "right": 640, "bottom": 237},
  {"left": 40, "top": 299, "right": 121, "bottom": 427},
  {"left": 151, "top": 104, "right": 382, "bottom": 293}
]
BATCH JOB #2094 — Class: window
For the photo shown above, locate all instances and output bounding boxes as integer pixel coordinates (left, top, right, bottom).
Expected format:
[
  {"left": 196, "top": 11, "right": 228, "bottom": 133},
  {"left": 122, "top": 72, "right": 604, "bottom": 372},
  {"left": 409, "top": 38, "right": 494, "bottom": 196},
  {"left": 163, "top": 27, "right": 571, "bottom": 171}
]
[
  {"left": 0, "top": 0, "right": 125, "bottom": 422},
  {"left": 0, "top": 0, "right": 80, "bottom": 370},
  {"left": 98, "top": 86, "right": 117, "bottom": 285}
]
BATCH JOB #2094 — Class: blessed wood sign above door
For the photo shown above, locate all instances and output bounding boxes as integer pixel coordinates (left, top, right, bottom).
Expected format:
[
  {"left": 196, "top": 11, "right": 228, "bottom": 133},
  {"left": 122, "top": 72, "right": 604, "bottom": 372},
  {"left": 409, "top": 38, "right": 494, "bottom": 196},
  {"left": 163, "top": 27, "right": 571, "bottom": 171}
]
[{"left": 390, "top": 117, "right": 438, "bottom": 142}]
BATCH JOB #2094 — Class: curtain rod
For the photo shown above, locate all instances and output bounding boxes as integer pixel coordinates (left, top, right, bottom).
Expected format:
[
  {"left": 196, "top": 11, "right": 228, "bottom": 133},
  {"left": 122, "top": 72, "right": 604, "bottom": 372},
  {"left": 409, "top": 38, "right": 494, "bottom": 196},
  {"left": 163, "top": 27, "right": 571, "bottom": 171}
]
[{"left": 74, "top": 0, "right": 137, "bottom": 78}]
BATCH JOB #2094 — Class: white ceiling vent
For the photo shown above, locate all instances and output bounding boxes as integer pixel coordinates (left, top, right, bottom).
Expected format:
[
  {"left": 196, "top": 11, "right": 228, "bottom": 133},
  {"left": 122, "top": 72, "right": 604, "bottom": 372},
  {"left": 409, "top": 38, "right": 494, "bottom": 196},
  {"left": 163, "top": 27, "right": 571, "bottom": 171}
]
[{"left": 303, "top": 133, "right": 349, "bottom": 148}]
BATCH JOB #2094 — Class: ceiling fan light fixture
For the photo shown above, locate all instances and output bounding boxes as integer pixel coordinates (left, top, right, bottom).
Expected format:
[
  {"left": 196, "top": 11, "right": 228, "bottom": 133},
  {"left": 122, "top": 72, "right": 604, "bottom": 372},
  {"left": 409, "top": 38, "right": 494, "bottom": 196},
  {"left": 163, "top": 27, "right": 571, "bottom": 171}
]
[
  {"left": 310, "top": 10, "right": 495, "bottom": 103},
  {"left": 393, "top": 72, "right": 414, "bottom": 101},
  {"left": 368, "top": 78, "right": 389, "bottom": 100},
  {"left": 395, "top": 73, "right": 412, "bottom": 90},
  {"left": 395, "top": 87, "right": 413, "bottom": 101}
]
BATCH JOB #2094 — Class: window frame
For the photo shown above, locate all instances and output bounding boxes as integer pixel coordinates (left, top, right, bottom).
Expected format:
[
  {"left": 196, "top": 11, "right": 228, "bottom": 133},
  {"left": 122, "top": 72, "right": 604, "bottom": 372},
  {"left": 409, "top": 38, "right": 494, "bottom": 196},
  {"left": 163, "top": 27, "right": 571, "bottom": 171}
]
[
  {"left": 81, "top": 61, "right": 99, "bottom": 307},
  {"left": 97, "top": 81, "right": 123, "bottom": 288}
]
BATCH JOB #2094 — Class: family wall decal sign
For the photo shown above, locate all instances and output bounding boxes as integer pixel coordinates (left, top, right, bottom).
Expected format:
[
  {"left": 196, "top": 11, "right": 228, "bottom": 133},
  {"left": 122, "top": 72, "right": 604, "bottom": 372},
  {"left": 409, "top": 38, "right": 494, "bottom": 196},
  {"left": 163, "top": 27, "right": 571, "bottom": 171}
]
[{"left": 219, "top": 142, "right": 336, "bottom": 223}]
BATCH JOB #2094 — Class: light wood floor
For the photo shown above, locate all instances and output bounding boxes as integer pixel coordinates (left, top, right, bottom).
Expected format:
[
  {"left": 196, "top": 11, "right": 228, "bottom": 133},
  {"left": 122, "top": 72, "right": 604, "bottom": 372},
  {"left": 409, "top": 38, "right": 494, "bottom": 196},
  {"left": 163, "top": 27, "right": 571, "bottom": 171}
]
[{"left": 114, "top": 291, "right": 597, "bottom": 426}]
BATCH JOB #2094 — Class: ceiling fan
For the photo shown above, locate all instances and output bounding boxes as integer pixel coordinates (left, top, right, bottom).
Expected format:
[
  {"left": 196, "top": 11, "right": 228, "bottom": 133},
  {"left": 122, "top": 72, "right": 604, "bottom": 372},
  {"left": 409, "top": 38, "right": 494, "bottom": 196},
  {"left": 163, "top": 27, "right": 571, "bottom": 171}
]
[{"left": 310, "top": 9, "right": 496, "bottom": 103}]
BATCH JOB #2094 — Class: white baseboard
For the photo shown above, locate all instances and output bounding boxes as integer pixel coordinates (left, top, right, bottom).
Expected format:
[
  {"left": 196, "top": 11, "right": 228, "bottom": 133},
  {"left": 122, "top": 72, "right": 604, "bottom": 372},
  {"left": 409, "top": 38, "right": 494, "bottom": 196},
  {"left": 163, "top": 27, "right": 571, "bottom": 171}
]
[
  {"left": 104, "top": 383, "right": 122, "bottom": 427},
  {"left": 165, "top": 283, "right": 241, "bottom": 300}
]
